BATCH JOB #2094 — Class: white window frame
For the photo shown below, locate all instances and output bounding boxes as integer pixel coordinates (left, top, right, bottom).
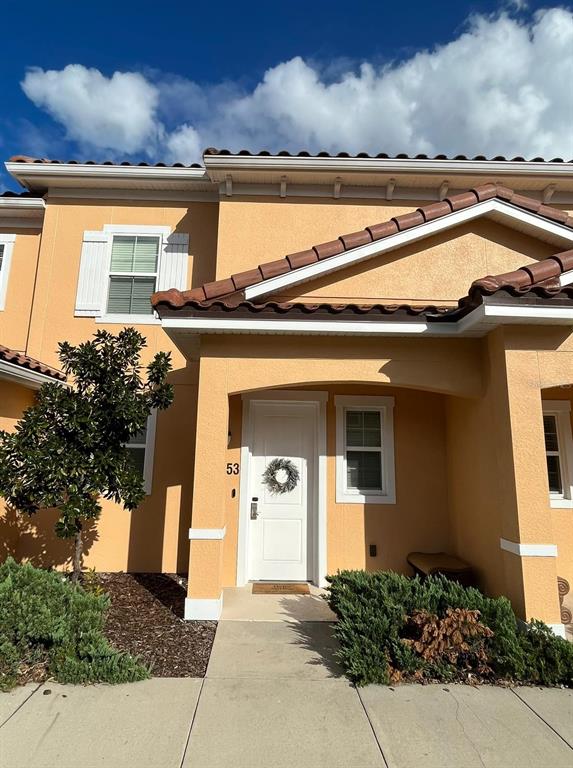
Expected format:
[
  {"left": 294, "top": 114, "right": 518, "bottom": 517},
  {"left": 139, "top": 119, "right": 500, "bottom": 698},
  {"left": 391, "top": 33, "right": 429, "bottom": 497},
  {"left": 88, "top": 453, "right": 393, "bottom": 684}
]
[
  {"left": 542, "top": 400, "right": 573, "bottom": 509},
  {"left": 0, "top": 234, "right": 16, "bottom": 311},
  {"left": 335, "top": 395, "right": 396, "bottom": 504},
  {"left": 126, "top": 410, "right": 158, "bottom": 495},
  {"left": 100, "top": 225, "right": 170, "bottom": 324}
]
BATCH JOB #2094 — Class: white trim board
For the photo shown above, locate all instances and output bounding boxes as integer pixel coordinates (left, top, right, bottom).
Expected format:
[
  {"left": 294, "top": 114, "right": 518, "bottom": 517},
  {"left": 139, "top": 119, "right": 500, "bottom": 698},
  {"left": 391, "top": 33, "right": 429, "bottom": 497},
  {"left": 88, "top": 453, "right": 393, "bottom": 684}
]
[
  {"left": 189, "top": 527, "right": 226, "bottom": 540},
  {"left": 184, "top": 593, "right": 223, "bottom": 620},
  {"left": 335, "top": 395, "right": 396, "bottom": 505},
  {"left": 500, "top": 538, "right": 558, "bottom": 557},
  {"left": 162, "top": 304, "right": 573, "bottom": 340},
  {"left": 0, "top": 234, "right": 16, "bottom": 311},
  {"left": 0, "top": 358, "right": 64, "bottom": 389},
  {"left": 236, "top": 391, "right": 328, "bottom": 588},
  {"left": 243, "top": 199, "right": 573, "bottom": 301}
]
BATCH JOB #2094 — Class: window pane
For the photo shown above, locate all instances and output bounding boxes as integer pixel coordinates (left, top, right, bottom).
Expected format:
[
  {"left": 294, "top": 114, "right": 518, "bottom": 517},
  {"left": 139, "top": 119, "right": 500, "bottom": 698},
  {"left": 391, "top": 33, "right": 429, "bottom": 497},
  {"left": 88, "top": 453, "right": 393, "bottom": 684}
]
[
  {"left": 133, "top": 237, "right": 159, "bottom": 273},
  {"left": 346, "top": 428, "right": 363, "bottom": 447},
  {"left": 110, "top": 235, "right": 159, "bottom": 273},
  {"left": 346, "top": 409, "right": 381, "bottom": 448},
  {"left": 346, "top": 411, "right": 363, "bottom": 428},
  {"left": 543, "top": 415, "right": 559, "bottom": 453},
  {"left": 127, "top": 446, "right": 146, "bottom": 478},
  {"left": 128, "top": 425, "right": 147, "bottom": 445},
  {"left": 363, "top": 411, "right": 380, "bottom": 429},
  {"left": 547, "top": 454, "right": 563, "bottom": 494},
  {"left": 131, "top": 277, "right": 156, "bottom": 314},
  {"left": 110, "top": 236, "right": 136, "bottom": 272},
  {"left": 107, "top": 276, "right": 155, "bottom": 315},
  {"left": 107, "top": 277, "right": 132, "bottom": 314},
  {"left": 346, "top": 450, "right": 382, "bottom": 491}
]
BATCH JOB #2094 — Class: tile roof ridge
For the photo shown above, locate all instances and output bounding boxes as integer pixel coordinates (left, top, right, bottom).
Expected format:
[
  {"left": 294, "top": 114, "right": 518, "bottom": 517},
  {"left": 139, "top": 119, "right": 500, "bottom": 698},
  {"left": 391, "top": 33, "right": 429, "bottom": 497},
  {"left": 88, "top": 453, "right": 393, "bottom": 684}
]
[{"left": 153, "top": 184, "right": 573, "bottom": 311}]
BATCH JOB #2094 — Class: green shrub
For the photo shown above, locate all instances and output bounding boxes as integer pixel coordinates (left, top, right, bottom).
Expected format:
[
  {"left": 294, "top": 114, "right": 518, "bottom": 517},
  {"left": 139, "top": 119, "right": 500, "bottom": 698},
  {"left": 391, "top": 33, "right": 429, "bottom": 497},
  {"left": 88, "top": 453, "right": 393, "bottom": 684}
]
[
  {"left": 326, "top": 570, "right": 573, "bottom": 687},
  {"left": 0, "top": 558, "right": 149, "bottom": 690}
]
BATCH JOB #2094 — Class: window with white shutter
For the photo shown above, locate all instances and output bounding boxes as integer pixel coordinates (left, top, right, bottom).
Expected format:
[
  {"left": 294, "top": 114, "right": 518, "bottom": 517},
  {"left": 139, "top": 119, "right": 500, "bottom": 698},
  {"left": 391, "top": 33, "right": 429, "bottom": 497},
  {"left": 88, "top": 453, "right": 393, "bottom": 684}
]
[{"left": 75, "top": 225, "right": 188, "bottom": 321}]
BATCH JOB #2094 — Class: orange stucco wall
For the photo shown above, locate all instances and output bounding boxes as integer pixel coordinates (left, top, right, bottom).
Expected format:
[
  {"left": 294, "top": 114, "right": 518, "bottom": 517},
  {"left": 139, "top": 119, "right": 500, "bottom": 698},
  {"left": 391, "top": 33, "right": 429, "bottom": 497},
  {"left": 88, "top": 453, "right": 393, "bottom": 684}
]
[
  {"left": 0, "top": 196, "right": 219, "bottom": 573},
  {"left": 0, "top": 228, "right": 41, "bottom": 351},
  {"left": 0, "top": 380, "right": 36, "bottom": 560},
  {"left": 1, "top": 185, "right": 572, "bottom": 627}
]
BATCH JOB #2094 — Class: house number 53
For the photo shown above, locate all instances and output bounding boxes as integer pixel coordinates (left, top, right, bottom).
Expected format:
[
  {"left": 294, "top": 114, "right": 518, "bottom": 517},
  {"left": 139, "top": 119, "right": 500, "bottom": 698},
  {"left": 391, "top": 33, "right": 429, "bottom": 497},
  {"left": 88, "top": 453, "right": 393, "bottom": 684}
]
[{"left": 226, "top": 463, "right": 240, "bottom": 475}]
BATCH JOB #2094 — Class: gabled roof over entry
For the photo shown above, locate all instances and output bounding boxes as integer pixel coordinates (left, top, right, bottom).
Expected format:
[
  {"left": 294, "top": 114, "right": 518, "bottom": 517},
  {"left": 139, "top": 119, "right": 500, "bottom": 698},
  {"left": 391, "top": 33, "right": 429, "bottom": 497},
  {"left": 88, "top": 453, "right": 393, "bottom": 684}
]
[{"left": 152, "top": 183, "right": 573, "bottom": 312}]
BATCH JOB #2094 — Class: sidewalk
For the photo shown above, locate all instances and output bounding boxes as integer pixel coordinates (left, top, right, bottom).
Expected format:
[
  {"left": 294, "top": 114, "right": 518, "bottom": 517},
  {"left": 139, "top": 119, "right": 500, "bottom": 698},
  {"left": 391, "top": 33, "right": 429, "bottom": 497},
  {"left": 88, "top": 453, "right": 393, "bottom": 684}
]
[{"left": 1, "top": 614, "right": 572, "bottom": 767}]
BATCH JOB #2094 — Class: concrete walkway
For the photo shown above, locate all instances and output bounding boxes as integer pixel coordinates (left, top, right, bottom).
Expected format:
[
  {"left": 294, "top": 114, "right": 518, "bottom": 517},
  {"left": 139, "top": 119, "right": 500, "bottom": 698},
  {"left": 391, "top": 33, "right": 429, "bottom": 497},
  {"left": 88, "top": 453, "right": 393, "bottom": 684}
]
[{"left": 2, "top": 608, "right": 572, "bottom": 767}]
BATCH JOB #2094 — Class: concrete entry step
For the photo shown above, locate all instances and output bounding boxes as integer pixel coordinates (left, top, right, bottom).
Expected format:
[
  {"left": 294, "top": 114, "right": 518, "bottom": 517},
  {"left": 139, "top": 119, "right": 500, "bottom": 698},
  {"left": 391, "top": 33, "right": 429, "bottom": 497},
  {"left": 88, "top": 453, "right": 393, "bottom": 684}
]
[{"left": 221, "top": 585, "right": 336, "bottom": 622}]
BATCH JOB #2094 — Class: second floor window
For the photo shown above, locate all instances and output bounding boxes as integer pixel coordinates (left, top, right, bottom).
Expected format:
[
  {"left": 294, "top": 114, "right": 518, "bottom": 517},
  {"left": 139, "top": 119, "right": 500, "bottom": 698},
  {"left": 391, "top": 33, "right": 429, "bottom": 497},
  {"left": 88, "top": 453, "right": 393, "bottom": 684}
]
[{"left": 106, "top": 235, "right": 159, "bottom": 315}]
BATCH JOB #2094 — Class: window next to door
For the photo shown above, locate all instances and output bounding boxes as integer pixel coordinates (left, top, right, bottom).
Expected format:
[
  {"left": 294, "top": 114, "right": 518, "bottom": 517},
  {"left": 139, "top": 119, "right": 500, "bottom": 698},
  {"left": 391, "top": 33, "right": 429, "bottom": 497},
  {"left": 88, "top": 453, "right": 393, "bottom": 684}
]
[
  {"left": 335, "top": 395, "right": 396, "bottom": 504},
  {"left": 542, "top": 400, "right": 573, "bottom": 508}
]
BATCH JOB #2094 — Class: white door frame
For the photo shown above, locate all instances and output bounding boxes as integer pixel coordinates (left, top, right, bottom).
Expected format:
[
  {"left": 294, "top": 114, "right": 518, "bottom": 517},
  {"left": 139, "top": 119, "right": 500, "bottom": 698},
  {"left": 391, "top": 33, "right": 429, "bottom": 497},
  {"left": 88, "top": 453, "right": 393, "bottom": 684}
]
[{"left": 237, "top": 390, "right": 328, "bottom": 587}]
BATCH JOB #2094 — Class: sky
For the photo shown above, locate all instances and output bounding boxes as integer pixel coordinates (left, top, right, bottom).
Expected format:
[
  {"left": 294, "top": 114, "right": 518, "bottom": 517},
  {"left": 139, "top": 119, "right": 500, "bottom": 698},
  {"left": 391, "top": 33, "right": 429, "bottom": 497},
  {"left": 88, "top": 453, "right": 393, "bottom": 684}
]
[{"left": 1, "top": 0, "right": 572, "bottom": 191}]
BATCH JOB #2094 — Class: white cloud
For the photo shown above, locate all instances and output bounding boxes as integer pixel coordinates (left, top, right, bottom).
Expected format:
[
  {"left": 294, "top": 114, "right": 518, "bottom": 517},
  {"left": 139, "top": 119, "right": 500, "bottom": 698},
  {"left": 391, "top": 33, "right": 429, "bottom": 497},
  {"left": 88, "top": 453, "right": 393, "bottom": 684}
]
[
  {"left": 22, "top": 65, "right": 162, "bottom": 155},
  {"left": 20, "top": 9, "right": 573, "bottom": 162}
]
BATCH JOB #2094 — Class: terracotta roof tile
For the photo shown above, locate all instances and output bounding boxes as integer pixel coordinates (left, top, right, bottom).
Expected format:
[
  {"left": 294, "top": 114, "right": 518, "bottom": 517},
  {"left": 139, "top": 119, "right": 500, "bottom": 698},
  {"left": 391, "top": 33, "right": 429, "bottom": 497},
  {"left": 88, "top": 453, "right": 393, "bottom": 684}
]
[
  {"left": 203, "top": 148, "right": 573, "bottom": 163},
  {"left": 0, "top": 345, "right": 65, "bottom": 381},
  {"left": 8, "top": 155, "right": 203, "bottom": 169},
  {"left": 153, "top": 183, "right": 573, "bottom": 311}
]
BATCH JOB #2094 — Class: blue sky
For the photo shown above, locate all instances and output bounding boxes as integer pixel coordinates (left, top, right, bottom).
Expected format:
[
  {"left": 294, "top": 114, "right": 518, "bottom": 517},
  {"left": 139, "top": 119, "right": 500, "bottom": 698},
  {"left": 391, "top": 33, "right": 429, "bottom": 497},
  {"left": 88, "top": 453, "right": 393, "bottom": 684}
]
[{"left": 1, "top": 1, "right": 572, "bottom": 191}]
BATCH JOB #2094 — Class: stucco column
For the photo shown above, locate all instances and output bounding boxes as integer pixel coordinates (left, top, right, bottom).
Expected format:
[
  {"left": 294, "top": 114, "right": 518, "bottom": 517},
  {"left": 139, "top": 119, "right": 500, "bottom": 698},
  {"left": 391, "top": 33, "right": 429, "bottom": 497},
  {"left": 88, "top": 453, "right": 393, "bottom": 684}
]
[
  {"left": 185, "top": 354, "right": 229, "bottom": 619},
  {"left": 489, "top": 330, "right": 562, "bottom": 629}
]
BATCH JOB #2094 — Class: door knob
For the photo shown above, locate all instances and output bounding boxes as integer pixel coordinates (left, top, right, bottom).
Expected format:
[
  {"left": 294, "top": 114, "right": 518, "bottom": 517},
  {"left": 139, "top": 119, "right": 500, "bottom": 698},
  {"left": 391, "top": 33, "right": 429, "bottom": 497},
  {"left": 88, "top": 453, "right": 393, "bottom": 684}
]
[{"left": 250, "top": 498, "right": 259, "bottom": 520}]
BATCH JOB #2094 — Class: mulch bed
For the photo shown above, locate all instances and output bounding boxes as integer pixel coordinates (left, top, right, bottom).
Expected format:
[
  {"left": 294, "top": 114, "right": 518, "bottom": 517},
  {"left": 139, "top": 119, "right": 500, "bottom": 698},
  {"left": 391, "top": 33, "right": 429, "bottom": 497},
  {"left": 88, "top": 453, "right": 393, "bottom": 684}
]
[{"left": 97, "top": 572, "right": 217, "bottom": 678}]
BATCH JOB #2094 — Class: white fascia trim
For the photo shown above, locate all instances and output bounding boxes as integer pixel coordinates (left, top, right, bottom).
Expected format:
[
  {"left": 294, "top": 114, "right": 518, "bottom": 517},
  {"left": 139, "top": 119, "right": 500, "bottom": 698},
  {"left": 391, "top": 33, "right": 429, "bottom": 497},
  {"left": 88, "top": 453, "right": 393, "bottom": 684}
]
[
  {"left": 161, "top": 305, "right": 573, "bottom": 337},
  {"left": 204, "top": 155, "right": 573, "bottom": 178},
  {"left": 163, "top": 316, "right": 447, "bottom": 336},
  {"left": 103, "top": 224, "right": 171, "bottom": 236},
  {"left": 243, "top": 199, "right": 573, "bottom": 301},
  {"left": 0, "top": 358, "right": 64, "bottom": 389},
  {"left": 6, "top": 162, "right": 208, "bottom": 185},
  {"left": 483, "top": 305, "right": 573, "bottom": 322},
  {"left": 560, "top": 270, "right": 573, "bottom": 287},
  {"left": 0, "top": 197, "right": 45, "bottom": 210},
  {"left": 189, "top": 526, "right": 226, "bottom": 540},
  {"left": 500, "top": 538, "right": 558, "bottom": 557},
  {"left": 184, "top": 593, "right": 223, "bottom": 620}
]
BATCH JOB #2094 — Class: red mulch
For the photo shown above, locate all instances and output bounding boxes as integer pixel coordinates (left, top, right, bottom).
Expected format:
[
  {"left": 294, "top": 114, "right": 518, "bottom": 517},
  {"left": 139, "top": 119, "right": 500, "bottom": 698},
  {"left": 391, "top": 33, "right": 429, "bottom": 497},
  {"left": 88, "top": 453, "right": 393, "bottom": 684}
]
[{"left": 97, "top": 573, "right": 216, "bottom": 677}]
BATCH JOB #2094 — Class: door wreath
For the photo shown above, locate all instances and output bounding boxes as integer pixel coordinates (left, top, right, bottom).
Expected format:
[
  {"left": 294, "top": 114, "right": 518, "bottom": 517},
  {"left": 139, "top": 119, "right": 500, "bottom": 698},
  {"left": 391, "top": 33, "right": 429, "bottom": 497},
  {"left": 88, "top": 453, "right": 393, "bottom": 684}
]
[{"left": 262, "top": 458, "right": 300, "bottom": 495}]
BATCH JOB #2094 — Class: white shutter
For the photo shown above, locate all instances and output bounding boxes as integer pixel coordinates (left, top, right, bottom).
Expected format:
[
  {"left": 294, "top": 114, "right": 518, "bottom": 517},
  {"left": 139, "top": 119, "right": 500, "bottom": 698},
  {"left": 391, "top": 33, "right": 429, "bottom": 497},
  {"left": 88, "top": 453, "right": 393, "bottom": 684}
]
[
  {"left": 157, "top": 232, "right": 189, "bottom": 292},
  {"left": 75, "top": 231, "right": 110, "bottom": 316}
]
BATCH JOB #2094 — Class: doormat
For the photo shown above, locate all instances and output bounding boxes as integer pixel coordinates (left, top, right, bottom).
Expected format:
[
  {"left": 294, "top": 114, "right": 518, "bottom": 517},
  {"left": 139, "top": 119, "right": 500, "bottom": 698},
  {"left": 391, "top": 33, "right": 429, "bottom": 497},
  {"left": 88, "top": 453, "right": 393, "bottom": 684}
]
[{"left": 252, "top": 582, "right": 310, "bottom": 595}]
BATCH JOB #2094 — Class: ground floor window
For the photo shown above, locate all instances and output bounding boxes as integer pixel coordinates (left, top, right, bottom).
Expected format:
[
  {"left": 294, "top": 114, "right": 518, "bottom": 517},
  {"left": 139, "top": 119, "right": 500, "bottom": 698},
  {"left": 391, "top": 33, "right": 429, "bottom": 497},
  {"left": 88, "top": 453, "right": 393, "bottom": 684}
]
[
  {"left": 126, "top": 410, "right": 157, "bottom": 495},
  {"left": 542, "top": 400, "right": 573, "bottom": 507},
  {"left": 335, "top": 395, "right": 396, "bottom": 504}
]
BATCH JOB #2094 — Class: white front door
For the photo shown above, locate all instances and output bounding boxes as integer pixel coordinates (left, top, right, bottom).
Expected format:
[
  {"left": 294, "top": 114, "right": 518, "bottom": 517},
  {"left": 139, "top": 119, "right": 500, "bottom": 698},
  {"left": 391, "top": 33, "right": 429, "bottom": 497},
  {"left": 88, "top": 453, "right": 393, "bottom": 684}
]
[{"left": 248, "top": 401, "right": 316, "bottom": 582}]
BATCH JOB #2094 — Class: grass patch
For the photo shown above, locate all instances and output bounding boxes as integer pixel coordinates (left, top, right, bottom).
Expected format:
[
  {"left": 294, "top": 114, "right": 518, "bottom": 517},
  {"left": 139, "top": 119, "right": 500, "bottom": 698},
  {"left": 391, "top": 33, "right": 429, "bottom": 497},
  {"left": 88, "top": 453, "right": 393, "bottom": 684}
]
[{"left": 0, "top": 558, "right": 149, "bottom": 690}]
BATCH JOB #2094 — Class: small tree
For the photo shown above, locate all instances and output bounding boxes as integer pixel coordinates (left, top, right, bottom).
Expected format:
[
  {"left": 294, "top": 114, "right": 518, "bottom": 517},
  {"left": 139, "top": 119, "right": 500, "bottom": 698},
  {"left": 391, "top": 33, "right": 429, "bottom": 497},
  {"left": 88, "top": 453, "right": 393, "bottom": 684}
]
[{"left": 0, "top": 328, "right": 173, "bottom": 581}]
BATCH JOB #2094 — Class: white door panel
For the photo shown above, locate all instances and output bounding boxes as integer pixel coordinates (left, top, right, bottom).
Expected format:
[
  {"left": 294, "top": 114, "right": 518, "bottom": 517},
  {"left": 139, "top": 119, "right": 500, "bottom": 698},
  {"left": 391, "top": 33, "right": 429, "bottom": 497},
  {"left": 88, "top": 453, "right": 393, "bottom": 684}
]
[{"left": 248, "top": 402, "right": 315, "bottom": 581}]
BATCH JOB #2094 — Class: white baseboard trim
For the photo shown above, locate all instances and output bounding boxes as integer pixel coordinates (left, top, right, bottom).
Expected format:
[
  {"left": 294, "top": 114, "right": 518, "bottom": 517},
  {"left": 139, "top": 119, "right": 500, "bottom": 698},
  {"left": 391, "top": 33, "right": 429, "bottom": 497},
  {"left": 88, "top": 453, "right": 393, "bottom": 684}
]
[
  {"left": 189, "top": 526, "right": 226, "bottom": 540},
  {"left": 184, "top": 593, "right": 223, "bottom": 620},
  {"left": 500, "top": 538, "right": 558, "bottom": 557},
  {"left": 547, "top": 623, "right": 567, "bottom": 639}
]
